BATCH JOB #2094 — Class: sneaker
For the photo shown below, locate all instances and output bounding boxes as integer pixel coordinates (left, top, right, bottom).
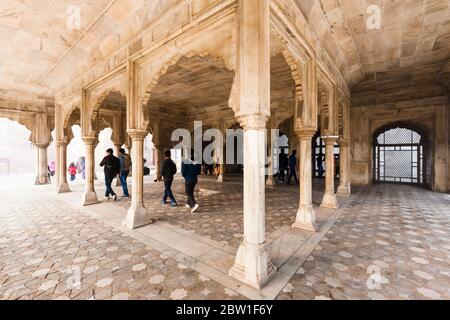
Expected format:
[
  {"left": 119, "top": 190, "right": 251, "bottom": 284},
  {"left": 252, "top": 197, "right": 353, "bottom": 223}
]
[
  {"left": 170, "top": 202, "right": 177, "bottom": 207},
  {"left": 191, "top": 204, "right": 200, "bottom": 213},
  {"left": 161, "top": 200, "right": 167, "bottom": 205},
  {"left": 185, "top": 204, "right": 191, "bottom": 209},
  {"left": 122, "top": 195, "right": 129, "bottom": 198},
  {"left": 104, "top": 196, "right": 110, "bottom": 200},
  {"left": 113, "top": 195, "right": 117, "bottom": 201}
]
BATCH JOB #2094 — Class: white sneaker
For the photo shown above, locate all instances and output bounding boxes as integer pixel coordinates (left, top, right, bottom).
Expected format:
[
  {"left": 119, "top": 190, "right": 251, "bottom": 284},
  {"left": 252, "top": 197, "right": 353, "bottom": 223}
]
[
  {"left": 191, "top": 204, "right": 199, "bottom": 213},
  {"left": 104, "top": 196, "right": 110, "bottom": 201},
  {"left": 185, "top": 204, "right": 191, "bottom": 209}
]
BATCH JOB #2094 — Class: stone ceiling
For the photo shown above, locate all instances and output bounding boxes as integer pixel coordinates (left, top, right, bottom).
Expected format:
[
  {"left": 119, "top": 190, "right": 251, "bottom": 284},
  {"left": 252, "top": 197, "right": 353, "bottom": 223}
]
[
  {"left": 296, "top": 0, "right": 450, "bottom": 105},
  {"left": 0, "top": 0, "right": 115, "bottom": 99},
  {"left": 0, "top": 0, "right": 449, "bottom": 107}
]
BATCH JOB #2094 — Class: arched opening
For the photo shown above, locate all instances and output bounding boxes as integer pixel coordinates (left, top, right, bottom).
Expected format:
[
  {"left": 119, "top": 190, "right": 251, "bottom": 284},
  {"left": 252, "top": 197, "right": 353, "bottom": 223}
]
[
  {"left": 0, "top": 118, "right": 33, "bottom": 182},
  {"left": 373, "top": 124, "right": 426, "bottom": 186}
]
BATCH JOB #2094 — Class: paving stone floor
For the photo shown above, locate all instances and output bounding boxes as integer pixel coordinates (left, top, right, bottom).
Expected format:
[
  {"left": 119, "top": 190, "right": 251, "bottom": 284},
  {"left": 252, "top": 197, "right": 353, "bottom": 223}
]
[
  {"left": 0, "top": 188, "right": 245, "bottom": 300},
  {"left": 114, "top": 175, "right": 326, "bottom": 248},
  {"left": 1, "top": 180, "right": 449, "bottom": 300},
  {"left": 277, "top": 184, "right": 450, "bottom": 300}
]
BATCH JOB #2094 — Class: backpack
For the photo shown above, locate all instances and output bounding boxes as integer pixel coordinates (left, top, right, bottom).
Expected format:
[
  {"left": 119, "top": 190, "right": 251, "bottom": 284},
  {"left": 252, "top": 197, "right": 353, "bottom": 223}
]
[
  {"left": 168, "top": 160, "right": 177, "bottom": 176},
  {"left": 123, "top": 154, "right": 132, "bottom": 171}
]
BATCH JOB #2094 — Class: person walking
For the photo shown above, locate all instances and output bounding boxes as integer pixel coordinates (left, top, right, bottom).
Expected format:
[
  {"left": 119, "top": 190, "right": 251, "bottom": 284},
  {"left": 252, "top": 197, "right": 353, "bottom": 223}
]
[
  {"left": 160, "top": 150, "right": 178, "bottom": 207},
  {"left": 118, "top": 148, "right": 131, "bottom": 198},
  {"left": 316, "top": 154, "right": 324, "bottom": 178},
  {"left": 181, "top": 153, "right": 202, "bottom": 213},
  {"left": 68, "top": 162, "right": 77, "bottom": 181},
  {"left": 287, "top": 150, "right": 299, "bottom": 185},
  {"left": 100, "top": 148, "right": 120, "bottom": 201},
  {"left": 278, "top": 148, "right": 288, "bottom": 182}
]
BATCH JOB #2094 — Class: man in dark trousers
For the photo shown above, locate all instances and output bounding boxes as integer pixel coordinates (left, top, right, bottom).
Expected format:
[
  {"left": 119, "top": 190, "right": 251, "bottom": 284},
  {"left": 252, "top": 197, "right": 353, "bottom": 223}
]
[
  {"left": 118, "top": 148, "right": 131, "bottom": 198},
  {"left": 161, "top": 150, "right": 178, "bottom": 207},
  {"left": 100, "top": 148, "right": 120, "bottom": 201},
  {"left": 278, "top": 148, "right": 288, "bottom": 182},
  {"left": 287, "top": 149, "right": 299, "bottom": 185},
  {"left": 181, "top": 153, "right": 202, "bottom": 213}
]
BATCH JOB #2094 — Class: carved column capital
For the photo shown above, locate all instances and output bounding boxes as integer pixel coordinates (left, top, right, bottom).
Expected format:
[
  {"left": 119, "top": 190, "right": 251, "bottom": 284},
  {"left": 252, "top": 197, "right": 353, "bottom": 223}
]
[
  {"left": 295, "top": 127, "right": 317, "bottom": 140},
  {"left": 127, "top": 129, "right": 148, "bottom": 140},
  {"left": 33, "top": 143, "right": 50, "bottom": 148},
  {"left": 237, "top": 114, "right": 268, "bottom": 131},
  {"left": 82, "top": 136, "right": 98, "bottom": 146},
  {"left": 322, "top": 135, "right": 339, "bottom": 145},
  {"left": 56, "top": 138, "right": 69, "bottom": 147}
]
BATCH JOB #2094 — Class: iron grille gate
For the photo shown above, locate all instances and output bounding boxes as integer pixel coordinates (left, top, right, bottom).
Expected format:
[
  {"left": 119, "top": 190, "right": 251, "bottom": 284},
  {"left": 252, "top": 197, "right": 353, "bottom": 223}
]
[{"left": 374, "top": 127, "right": 424, "bottom": 185}]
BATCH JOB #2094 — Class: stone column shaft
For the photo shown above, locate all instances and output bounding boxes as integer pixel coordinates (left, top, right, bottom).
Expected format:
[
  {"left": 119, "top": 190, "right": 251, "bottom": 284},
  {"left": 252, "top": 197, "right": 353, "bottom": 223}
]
[
  {"left": 266, "top": 133, "right": 278, "bottom": 187},
  {"left": 124, "top": 130, "right": 152, "bottom": 229},
  {"left": 321, "top": 136, "right": 338, "bottom": 209},
  {"left": 114, "top": 144, "right": 123, "bottom": 187},
  {"left": 34, "top": 144, "right": 50, "bottom": 185},
  {"left": 81, "top": 137, "right": 99, "bottom": 206},
  {"left": 56, "top": 140, "right": 71, "bottom": 193},
  {"left": 292, "top": 129, "right": 318, "bottom": 231},
  {"left": 337, "top": 140, "right": 351, "bottom": 197},
  {"left": 153, "top": 147, "right": 162, "bottom": 181},
  {"left": 230, "top": 117, "right": 275, "bottom": 289}
]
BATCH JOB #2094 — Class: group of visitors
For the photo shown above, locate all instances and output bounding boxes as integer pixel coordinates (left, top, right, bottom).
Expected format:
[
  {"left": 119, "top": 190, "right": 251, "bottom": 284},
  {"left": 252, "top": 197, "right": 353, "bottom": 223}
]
[
  {"left": 277, "top": 149, "right": 300, "bottom": 185},
  {"left": 99, "top": 148, "right": 201, "bottom": 213},
  {"left": 99, "top": 148, "right": 131, "bottom": 201},
  {"left": 160, "top": 150, "right": 201, "bottom": 213}
]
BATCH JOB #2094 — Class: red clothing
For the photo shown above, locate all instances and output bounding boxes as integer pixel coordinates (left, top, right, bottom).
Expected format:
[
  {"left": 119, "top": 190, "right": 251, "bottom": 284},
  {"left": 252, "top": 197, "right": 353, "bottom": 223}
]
[{"left": 68, "top": 166, "right": 77, "bottom": 175}]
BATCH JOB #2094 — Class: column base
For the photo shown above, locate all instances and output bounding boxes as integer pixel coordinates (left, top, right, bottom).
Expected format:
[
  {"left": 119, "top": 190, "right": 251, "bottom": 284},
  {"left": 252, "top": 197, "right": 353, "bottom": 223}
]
[
  {"left": 124, "top": 204, "right": 152, "bottom": 229},
  {"left": 229, "top": 241, "right": 276, "bottom": 289},
  {"left": 320, "top": 192, "right": 338, "bottom": 209},
  {"left": 292, "top": 205, "right": 319, "bottom": 231},
  {"left": 81, "top": 190, "right": 99, "bottom": 206},
  {"left": 336, "top": 183, "right": 351, "bottom": 197},
  {"left": 266, "top": 176, "right": 278, "bottom": 188},
  {"left": 35, "top": 177, "right": 50, "bottom": 185},
  {"left": 57, "top": 182, "right": 71, "bottom": 194}
]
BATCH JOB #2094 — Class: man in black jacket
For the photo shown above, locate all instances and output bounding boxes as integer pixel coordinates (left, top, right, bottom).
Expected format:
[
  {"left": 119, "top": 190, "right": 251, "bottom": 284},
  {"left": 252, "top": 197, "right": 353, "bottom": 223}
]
[
  {"left": 278, "top": 148, "right": 288, "bottom": 182},
  {"left": 161, "top": 150, "right": 177, "bottom": 207},
  {"left": 100, "top": 148, "right": 120, "bottom": 201}
]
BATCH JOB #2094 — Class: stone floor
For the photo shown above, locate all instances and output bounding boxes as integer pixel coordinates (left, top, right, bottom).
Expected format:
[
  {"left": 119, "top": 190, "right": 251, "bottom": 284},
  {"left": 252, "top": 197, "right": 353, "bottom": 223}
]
[
  {"left": 0, "top": 188, "right": 245, "bottom": 300},
  {"left": 114, "top": 175, "right": 326, "bottom": 248},
  {"left": 277, "top": 184, "right": 450, "bottom": 300},
  {"left": 1, "top": 177, "right": 449, "bottom": 300}
]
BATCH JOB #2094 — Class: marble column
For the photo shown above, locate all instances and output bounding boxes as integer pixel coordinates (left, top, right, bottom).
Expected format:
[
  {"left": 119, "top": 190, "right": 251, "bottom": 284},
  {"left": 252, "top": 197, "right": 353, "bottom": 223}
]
[
  {"left": 292, "top": 129, "right": 318, "bottom": 231},
  {"left": 34, "top": 143, "right": 50, "bottom": 185},
  {"left": 266, "top": 133, "right": 278, "bottom": 187},
  {"left": 81, "top": 137, "right": 99, "bottom": 206},
  {"left": 124, "top": 130, "right": 152, "bottom": 229},
  {"left": 56, "top": 139, "right": 71, "bottom": 193},
  {"left": 321, "top": 136, "right": 338, "bottom": 209},
  {"left": 115, "top": 144, "right": 122, "bottom": 187},
  {"left": 336, "top": 139, "right": 351, "bottom": 197},
  {"left": 153, "top": 147, "right": 162, "bottom": 181},
  {"left": 230, "top": 116, "right": 275, "bottom": 289}
]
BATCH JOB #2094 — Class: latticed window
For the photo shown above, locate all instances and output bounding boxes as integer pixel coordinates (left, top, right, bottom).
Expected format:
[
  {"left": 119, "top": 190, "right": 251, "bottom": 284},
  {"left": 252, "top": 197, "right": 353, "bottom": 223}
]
[{"left": 374, "top": 127, "right": 424, "bottom": 185}]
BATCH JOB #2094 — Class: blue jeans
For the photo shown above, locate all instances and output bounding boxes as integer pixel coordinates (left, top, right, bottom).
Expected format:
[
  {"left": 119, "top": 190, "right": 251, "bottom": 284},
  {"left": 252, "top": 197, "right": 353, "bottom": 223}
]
[
  {"left": 162, "top": 177, "right": 176, "bottom": 204},
  {"left": 105, "top": 175, "right": 116, "bottom": 197},
  {"left": 120, "top": 171, "right": 129, "bottom": 197}
]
